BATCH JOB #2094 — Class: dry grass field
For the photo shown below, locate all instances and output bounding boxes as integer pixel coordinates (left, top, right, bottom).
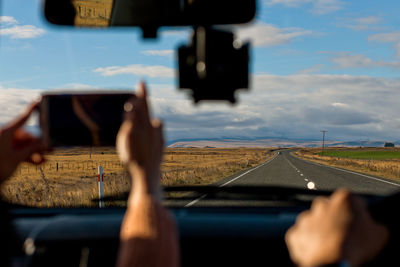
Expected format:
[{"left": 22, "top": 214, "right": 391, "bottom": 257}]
[
  {"left": 294, "top": 148, "right": 400, "bottom": 182},
  {"left": 1, "top": 147, "right": 274, "bottom": 207}
]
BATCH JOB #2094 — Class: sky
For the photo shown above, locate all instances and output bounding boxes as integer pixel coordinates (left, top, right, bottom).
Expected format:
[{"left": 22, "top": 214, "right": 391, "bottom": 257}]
[{"left": 1, "top": 0, "right": 400, "bottom": 143}]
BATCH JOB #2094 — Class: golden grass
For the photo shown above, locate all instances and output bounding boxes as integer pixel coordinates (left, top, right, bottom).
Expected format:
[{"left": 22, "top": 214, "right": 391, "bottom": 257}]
[
  {"left": 294, "top": 148, "right": 400, "bottom": 182},
  {"left": 1, "top": 147, "right": 274, "bottom": 207}
]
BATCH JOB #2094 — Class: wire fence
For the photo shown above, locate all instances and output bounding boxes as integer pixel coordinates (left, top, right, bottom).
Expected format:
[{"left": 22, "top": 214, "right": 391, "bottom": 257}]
[{"left": 17, "top": 161, "right": 125, "bottom": 175}]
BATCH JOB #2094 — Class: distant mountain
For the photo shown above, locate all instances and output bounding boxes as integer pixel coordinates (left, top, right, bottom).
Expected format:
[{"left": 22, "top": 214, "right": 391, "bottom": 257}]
[{"left": 168, "top": 138, "right": 400, "bottom": 148}]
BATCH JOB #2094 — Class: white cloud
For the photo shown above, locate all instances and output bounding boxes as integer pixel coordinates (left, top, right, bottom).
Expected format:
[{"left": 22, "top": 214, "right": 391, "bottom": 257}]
[
  {"left": 141, "top": 50, "right": 174, "bottom": 57},
  {"left": 297, "top": 64, "right": 324, "bottom": 74},
  {"left": 356, "top": 16, "right": 381, "bottom": 25},
  {"left": 1, "top": 74, "right": 399, "bottom": 142},
  {"left": 147, "top": 74, "right": 400, "bottom": 142},
  {"left": 245, "top": 74, "right": 398, "bottom": 138},
  {"left": 0, "top": 25, "right": 45, "bottom": 39},
  {"left": 331, "top": 53, "right": 400, "bottom": 69},
  {"left": 265, "top": 0, "right": 344, "bottom": 14},
  {"left": 313, "top": 0, "right": 344, "bottom": 14},
  {"left": 0, "top": 16, "right": 45, "bottom": 39},
  {"left": 0, "top": 16, "right": 18, "bottom": 25},
  {"left": 58, "top": 83, "right": 99, "bottom": 90},
  {"left": 339, "top": 16, "right": 383, "bottom": 31},
  {"left": 93, "top": 64, "right": 175, "bottom": 78},
  {"left": 368, "top": 32, "right": 400, "bottom": 56},
  {"left": 266, "top": 0, "right": 311, "bottom": 7},
  {"left": 236, "top": 22, "right": 313, "bottom": 47},
  {"left": 369, "top": 32, "right": 400, "bottom": 43},
  {"left": 87, "top": 66, "right": 400, "bottom": 141},
  {"left": 331, "top": 102, "right": 348, "bottom": 108},
  {"left": 332, "top": 54, "right": 373, "bottom": 68}
]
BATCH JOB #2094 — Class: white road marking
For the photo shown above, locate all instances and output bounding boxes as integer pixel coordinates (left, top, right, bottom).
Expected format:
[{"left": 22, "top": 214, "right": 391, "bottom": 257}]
[
  {"left": 184, "top": 154, "right": 279, "bottom": 208},
  {"left": 219, "top": 155, "right": 278, "bottom": 187},
  {"left": 294, "top": 155, "right": 400, "bottom": 187},
  {"left": 285, "top": 155, "right": 318, "bottom": 190},
  {"left": 286, "top": 157, "right": 299, "bottom": 170}
]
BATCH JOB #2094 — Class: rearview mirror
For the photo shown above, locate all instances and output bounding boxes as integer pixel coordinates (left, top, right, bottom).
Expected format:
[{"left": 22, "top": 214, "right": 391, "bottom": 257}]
[{"left": 44, "top": 0, "right": 256, "bottom": 38}]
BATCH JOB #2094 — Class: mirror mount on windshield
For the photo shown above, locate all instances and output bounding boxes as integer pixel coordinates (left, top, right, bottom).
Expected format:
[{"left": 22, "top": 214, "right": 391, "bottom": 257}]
[{"left": 178, "top": 26, "right": 250, "bottom": 103}]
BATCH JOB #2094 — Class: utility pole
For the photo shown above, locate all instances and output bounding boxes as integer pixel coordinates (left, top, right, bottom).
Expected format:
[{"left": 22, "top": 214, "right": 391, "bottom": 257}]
[{"left": 321, "top": 130, "right": 327, "bottom": 156}]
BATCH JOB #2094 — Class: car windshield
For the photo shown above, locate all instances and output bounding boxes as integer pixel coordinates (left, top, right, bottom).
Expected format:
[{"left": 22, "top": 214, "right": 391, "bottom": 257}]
[{"left": 1, "top": 0, "right": 400, "bottom": 208}]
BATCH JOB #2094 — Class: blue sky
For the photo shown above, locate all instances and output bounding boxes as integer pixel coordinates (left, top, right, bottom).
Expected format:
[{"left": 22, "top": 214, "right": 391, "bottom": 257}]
[{"left": 1, "top": 0, "right": 400, "bottom": 143}]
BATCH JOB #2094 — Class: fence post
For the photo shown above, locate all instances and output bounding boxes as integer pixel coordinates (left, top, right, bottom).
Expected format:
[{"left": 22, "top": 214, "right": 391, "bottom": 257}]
[{"left": 98, "top": 166, "right": 105, "bottom": 208}]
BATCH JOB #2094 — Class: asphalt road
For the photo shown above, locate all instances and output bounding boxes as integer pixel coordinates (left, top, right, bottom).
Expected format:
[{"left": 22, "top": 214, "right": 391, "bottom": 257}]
[{"left": 183, "top": 150, "right": 400, "bottom": 207}]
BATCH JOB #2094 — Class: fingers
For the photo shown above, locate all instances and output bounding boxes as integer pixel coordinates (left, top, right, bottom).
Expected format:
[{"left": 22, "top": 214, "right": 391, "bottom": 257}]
[
  {"left": 137, "top": 81, "right": 148, "bottom": 99},
  {"left": 331, "top": 188, "right": 354, "bottom": 213},
  {"left": 350, "top": 194, "right": 367, "bottom": 213},
  {"left": 123, "top": 98, "right": 138, "bottom": 122},
  {"left": 284, "top": 227, "right": 298, "bottom": 260},
  {"left": 27, "top": 153, "right": 46, "bottom": 165},
  {"left": 311, "top": 196, "right": 329, "bottom": 211},
  {"left": 296, "top": 209, "right": 309, "bottom": 221},
  {"left": 5, "top": 102, "right": 39, "bottom": 133},
  {"left": 151, "top": 119, "right": 164, "bottom": 144},
  {"left": 16, "top": 138, "right": 46, "bottom": 163},
  {"left": 11, "top": 129, "right": 47, "bottom": 164},
  {"left": 285, "top": 220, "right": 307, "bottom": 265},
  {"left": 332, "top": 188, "right": 352, "bottom": 203},
  {"left": 151, "top": 118, "right": 162, "bottom": 128},
  {"left": 116, "top": 121, "right": 133, "bottom": 164},
  {"left": 307, "top": 189, "right": 353, "bottom": 215},
  {"left": 137, "top": 81, "right": 151, "bottom": 127},
  {"left": 123, "top": 82, "right": 152, "bottom": 127}
]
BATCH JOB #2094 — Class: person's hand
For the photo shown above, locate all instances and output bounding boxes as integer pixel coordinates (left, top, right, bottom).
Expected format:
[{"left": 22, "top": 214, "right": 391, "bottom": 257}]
[
  {"left": 0, "top": 103, "right": 46, "bottom": 184},
  {"left": 285, "top": 189, "right": 389, "bottom": 267},
  {"left": 116, "top": 82, "right": 164, "bottom": 197}
]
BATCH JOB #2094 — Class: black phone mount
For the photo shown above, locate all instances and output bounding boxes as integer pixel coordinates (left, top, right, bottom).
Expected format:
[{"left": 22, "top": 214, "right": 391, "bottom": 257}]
[{"left": 178, "top": 27, "right": 250, "bottom": 103}]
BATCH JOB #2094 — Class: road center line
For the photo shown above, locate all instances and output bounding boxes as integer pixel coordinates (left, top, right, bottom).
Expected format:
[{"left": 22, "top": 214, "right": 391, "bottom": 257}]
[
  {"left": 293, "top": 154, "right": 400, "bottom": 188},
  {"left": 184, "top": 154, "right": 279, "bottom": 208},
  {"left": 285, "top": 155, "right": 319, "bottom": 190},
  {"left": 285, "top": 157, "right": 298, "bottom": 170}
]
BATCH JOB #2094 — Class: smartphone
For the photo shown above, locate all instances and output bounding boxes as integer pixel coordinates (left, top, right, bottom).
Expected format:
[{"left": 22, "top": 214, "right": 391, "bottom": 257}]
[{"left": 40, "top": 92, "right": 135, "bottom": 147}]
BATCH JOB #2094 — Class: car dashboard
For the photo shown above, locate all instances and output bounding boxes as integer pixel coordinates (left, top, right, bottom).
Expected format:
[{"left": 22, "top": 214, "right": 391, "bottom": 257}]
[
  {"left": 8, "top": 188, "right": 400, "bottom": 267},
  {"left": 10, "top": 205, "right": 304, "bottom": 267}
]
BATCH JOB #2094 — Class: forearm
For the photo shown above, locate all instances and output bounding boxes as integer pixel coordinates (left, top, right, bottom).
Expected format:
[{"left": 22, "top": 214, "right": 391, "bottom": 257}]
[
  {"left": 115, "top": 82, "right": 176, "bottom": 267},
  {"left": 128, "top": 163, "right": 161, "bottom": 198},
  {"left": 116, "top": 186, "right": 179, "bottom": 267}
]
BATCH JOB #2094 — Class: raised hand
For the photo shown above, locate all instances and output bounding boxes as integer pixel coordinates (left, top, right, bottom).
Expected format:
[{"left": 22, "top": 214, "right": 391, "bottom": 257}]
[
  {"left": 0, "top": 103, "right": 46, "bottom": 184},
  {"left": 117, "top": 82, "right": 164, "bottom": 197}
]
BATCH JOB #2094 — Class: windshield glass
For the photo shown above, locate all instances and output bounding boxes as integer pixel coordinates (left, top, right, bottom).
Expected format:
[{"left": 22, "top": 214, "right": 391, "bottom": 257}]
[{"left": 1, "top": 0, "right": 400, "bottom": 208}]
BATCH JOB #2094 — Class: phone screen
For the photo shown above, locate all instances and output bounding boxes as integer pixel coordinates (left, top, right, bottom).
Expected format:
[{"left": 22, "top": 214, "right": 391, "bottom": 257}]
[{"left": 40, "top": 92, "right": 135, "bottom": 147}]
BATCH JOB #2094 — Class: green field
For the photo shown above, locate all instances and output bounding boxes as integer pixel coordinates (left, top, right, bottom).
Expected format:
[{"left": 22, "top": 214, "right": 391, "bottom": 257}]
[{"left": 320, "top": 150, "right": 400, "bottom": 160}]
